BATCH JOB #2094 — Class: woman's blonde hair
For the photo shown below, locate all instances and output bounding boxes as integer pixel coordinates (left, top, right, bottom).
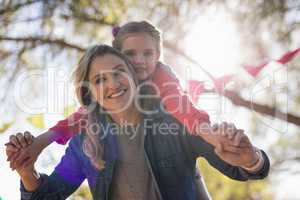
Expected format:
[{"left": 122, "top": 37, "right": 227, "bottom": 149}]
[{"left": 112, "top": 20, "right": 162, "bottom": 54}]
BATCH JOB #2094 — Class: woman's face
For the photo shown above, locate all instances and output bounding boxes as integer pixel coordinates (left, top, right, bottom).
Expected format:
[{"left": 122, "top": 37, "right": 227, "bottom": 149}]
[
  {"left": 88, "top": 54, "right": 136, "bottom": 113},
  {"left": 121, "top": 33, "right": 160, "bottom": 81}
]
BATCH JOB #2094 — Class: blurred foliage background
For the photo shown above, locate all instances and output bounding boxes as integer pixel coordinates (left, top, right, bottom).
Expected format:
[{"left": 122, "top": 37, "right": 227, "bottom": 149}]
[{"left": 0, "top": 0, "right": 299, "bottom": 199}]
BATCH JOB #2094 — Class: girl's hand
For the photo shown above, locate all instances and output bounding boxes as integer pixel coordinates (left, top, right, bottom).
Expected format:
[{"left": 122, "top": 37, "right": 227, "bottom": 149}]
[
  {"left": 8, "top": 131, "right": 53, "bottom": 170},
  {"left": 6, "top": 132, "right": 36, "bottom": 170},
  {"left": 196, "top": 122, "right": 249, "bottom": 151},
  {"left": 6, "top": 132, "right": 42, "bottom": 192}
]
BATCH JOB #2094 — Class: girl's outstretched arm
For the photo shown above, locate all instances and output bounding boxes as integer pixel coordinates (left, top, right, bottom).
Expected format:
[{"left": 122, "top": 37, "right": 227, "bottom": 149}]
[
  {"left": 152, "top": 62, "right": 210, "bottom": 134},
  {"left": 7, "top": 107, "right": 87, "bottom": 170}
]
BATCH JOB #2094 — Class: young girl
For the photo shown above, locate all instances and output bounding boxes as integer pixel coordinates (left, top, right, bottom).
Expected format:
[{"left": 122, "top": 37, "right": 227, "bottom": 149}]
[{"left": 9, "top": 21, "right": 238, "bottom": 171}]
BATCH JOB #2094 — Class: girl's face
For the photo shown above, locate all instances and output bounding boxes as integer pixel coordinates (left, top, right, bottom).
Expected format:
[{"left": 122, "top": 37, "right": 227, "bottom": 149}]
[
  {"left": 88, "top": 54, "right": 136, "bottom": 113},
  {"left": 121, "top": 33, "right": 160, "bottom": 81}
]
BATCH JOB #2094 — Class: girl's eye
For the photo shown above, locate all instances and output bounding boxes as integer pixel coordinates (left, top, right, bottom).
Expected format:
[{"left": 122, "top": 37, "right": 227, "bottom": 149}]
[
  {"left": 144, "top": 51, "right": 154, "bottom": 57},
  {"left": 124, "top": 51, "right": 134, "bottom": 57}
]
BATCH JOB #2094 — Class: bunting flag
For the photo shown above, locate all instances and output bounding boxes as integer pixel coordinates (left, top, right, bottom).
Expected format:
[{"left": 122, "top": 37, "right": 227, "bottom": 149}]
[
  {"left": 243, "top": 62, "right": 268, "bottom": 77},
  {"left": 187, "top": 49, "right": 299, "bottom": 100},
  {"left": 243, "top": 48, "right": 300, "bottom": 77},
  {"left": 187, "top": 80, "right": 205, "bottom": 103},
  {"left": 213, "top": 74, "right": 235, "bottom": 92},
  {"left": 277, "top": 48, "right": 300, "bottom": 64},
  {"left": 0, "top": 121, "right": 14, "bottom": 134},
  {"left": 187, "top": 74, "right": 236, "bottom": 99},
  {"left": 26, "top": 114, "right": 45, "bottom": 129}
]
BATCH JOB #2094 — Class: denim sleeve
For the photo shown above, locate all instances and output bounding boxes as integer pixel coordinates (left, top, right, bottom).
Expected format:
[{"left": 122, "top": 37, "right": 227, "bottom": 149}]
[
  {"left": 20, "top": 137, "right": 86, "bottom": 199},
  {"left": 186, "top": 135, "right": 270, "bottom": 181}
]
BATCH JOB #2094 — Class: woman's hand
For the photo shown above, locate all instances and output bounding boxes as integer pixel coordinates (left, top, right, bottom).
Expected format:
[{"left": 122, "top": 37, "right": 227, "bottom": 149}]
[
  {"left": 213, "top": 129, "right": 260, "bottom": 169},
  {"left": 196, "top": 122, "right": 262, "bottom": 169}
]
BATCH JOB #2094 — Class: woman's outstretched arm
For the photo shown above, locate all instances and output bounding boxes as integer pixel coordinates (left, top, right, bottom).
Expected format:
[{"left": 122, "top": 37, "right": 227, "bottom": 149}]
[
  {"left": 6, "top": 132, "right": 85, "bottom": 199},
  {"left": 186, "top": 127, "right": 270, "bottom": 181}
]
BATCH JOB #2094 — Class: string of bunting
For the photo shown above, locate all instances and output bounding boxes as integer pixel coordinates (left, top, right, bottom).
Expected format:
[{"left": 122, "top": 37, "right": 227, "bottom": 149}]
[{"left": 188, "top": 48, "right": 300, "bottom": 102}]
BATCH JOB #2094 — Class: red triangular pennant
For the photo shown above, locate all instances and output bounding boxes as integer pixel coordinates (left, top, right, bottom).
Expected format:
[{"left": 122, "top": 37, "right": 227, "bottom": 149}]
[
  {"left": 213, "top": 74, "right": 235, "bottom": 92},
  {"left": 243, "top": 62, "right": 268, "bottom": 77},
  {"left": 187, "top": 80, "right": 205, "bottom": 103},
  {"left": 277, "top": 48, "right": 300, "bottom": 64},
  {"left": 243, "top": 48, "right": 299, "bottom": 77}
]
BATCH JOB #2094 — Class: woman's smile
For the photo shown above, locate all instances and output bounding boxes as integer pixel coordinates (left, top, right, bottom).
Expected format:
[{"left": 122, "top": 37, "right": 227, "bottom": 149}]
[{"left": 107, "top": 88, "right": 128, "bottom": 99}]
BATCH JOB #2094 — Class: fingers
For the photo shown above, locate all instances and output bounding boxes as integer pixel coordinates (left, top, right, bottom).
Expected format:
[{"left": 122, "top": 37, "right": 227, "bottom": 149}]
[
  {"left": 233, "top": 129, "right": 245, "bottom": 146},
  {"left": 225, "top": 123, "right": 236, "bottom": 140},
  {"left": 217, "top": 122, "right": 250, "bottom": 146},
  {"left": 9, "top": 152, "right": 22, "bottom": 170},
  {"left": 24, "top": 131, "right": 34, "bottom": 145},
  {"left": 212, "top": 122, "right": 233, "bottom": 136},
  {"left": 196, "top": 123, "right": 212, "bottom": 135},
  {"left": 9, "top": 134, "right": 22, "bottom": 149},
  {"left": 219, "top": 122, "right": 236, "bottom": 139},
  {"left": 10, "top": 153, "right": 30, "bottom": 170},
  {"left": 16, "top": 132, "right": 28, "bottom": 148},
  {"left": 5, "top": 143, "right": 19, "bottom": 153},
  {"left": 9, "top": 132, "right": 34, "bottom": 149},
  {"left": 212, "top": 123, "right": 219, "bottom": 132},
  {"left": 6, "top": 146, "right": 16, "bottom": 161},
  {"left": 6, "top": 132, "right": 35, "bottom": 171},
  {"left": 14, "top": 150, "right": 30, "bottom": 169},
  {"left": 214, "top": 137, "right": 223, "bottom": 153},
  {"left": 222, "top": 145, "right": 247, "bottom": 154},
  {"left": 211, "top": 122, "right": 236, "bottom": 138}
]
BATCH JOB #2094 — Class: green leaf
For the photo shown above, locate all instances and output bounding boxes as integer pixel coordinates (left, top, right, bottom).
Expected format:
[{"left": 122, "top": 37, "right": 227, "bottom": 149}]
[
  {"left": 26, "top": 114, "right": 45, "bottom": 129},
  {"left": 0, "top": 121, "right": 14, "bottom": 134},
  {"left": 63, "top": 105, "right": 77, "bottom": 118}
]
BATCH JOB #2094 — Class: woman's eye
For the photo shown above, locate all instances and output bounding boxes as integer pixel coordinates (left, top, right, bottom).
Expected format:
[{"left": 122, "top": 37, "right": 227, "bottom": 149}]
[
  {"left": 113, "top": 71, "right": 120, "bottom": 77},
  {"left": 114, "top": 70, "right": 125, "bottom": 78},
  {"left": 118, "top": 68, "right": 126, "bottom": 73},
  {"left": 114, "top": 68, "right": 126, "bottom": 76},
  {"left": 95, "top": 77, "right": 106, "bottom": 84}
]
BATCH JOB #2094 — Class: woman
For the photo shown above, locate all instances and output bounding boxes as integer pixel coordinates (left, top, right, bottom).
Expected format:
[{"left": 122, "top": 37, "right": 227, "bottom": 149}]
[{"left": 6, "top": 45, "right": 269, "bottom": 200}]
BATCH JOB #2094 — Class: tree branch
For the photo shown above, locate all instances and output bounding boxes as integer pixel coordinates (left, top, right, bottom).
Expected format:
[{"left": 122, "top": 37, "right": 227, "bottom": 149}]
[
  {"left": 60, "top": 13, "right": 116, "bottom": 26},
  {"left": 0, "top": 0, "right": 43, "bottom": 15},
  {"left": 223, "top": 89, "right": 300, "bottom": 127},
  {"left": 0, "top": 36, "right": 86, "bottom": 52}
]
